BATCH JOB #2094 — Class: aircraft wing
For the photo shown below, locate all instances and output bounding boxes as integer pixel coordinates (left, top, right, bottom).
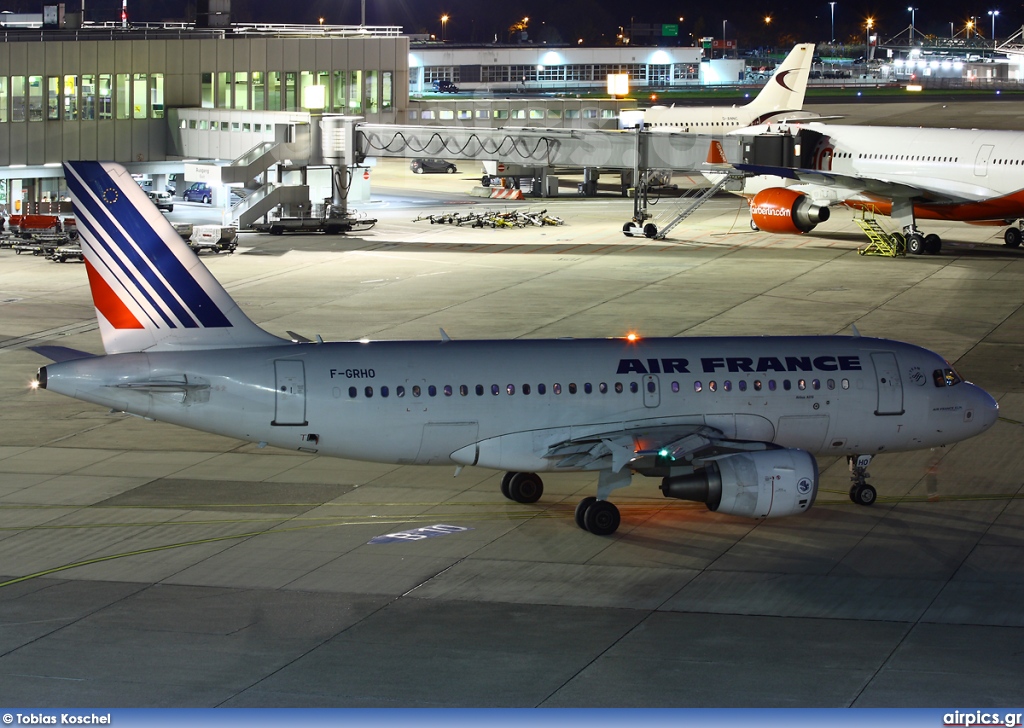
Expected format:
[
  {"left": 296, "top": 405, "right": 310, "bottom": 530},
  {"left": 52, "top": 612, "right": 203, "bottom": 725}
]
[
  {"left": 728, "top": 162, "right": 968, "bottom": 205},
  {"left": 543, "top": 424, "right": 775, "bottom": 475}
]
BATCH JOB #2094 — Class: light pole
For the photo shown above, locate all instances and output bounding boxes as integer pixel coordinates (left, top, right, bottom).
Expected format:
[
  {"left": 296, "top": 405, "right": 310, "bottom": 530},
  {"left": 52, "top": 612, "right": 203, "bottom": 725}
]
[
  {"left": 907, "top": 6, "right": 917, "bottom": 44},
  {"left": 441, "top": 14, "right": 448, "bottom": 42},
  {"left": 967, "top": 18, "right": 974, "bottom": 39},
  {"left": 829, "top": 2, "right": 836, "bottom": 43},
  {"left": 722, "top": 19, "right": 727, "bottom": 56},
  {"left": 866, "top": 17, "right": 874, "bottom": 58},
  {"left": 989, "top": 10, "right": 1000, "bottom": 46},
  {"left": 949, "top": 21, "right": 954, "bottom": 39}
]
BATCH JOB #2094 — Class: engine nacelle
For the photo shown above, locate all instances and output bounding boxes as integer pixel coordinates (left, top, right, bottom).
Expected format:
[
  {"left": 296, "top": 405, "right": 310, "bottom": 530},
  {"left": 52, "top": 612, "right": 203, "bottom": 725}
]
[
  {"left": 660, "top": 449, "right": 818, "bottom": 518},
  {"left": 750, "top": 188, "right": 830, "bottom": 234}
]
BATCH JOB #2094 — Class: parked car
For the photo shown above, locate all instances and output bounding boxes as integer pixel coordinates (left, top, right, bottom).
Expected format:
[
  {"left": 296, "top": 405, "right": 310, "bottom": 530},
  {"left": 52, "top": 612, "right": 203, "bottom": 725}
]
[
  {"left": 410, "top": 158, "right": 457, "bottom": 174},
  {"left": 182, "top": 182, "right": 213, "bottom": 203},
  {"left": 148, "top": 190, "right": 174, "bottom": 212},
  {"left": 431, "top": 79, "right": 459, "bottom": 93}
]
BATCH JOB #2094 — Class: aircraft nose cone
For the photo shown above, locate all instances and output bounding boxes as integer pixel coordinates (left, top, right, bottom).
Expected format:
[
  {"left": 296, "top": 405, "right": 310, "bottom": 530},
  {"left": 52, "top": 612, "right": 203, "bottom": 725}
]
[{"left": 974, "top": 385, "right": 999, "bottom": 432}]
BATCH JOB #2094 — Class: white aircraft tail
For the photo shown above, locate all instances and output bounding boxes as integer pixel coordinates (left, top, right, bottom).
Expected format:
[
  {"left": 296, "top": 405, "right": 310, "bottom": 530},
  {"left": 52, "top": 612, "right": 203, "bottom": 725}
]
[
  {"left": 64, "top": 161, "right": 286, "bottom": 355},
  {"left": 745, "top": 43, "right": 815, "bottom": 121}
]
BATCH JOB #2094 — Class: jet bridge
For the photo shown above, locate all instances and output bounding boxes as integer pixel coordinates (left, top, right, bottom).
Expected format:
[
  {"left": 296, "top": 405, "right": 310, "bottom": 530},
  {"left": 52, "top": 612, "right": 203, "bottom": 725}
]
[
  {"left": 174, "top": 110, "right": 745, "bottom": 232},
  {"left": 352, "top": 123, "right": 739, "bottom": 195}
]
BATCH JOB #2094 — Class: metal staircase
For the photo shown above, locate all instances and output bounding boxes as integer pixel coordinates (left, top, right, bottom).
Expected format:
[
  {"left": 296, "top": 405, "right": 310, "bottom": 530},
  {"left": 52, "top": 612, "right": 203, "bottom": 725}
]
[
  {"left": 855, "top": 209, "right": 905, "bottom": 257},
  {"left": 220, "top": 140, "right": 310, "bottom": 186},
  {"left": 232, "top": 184, "right": 312, "bottom": 229},
  {"left": 652, "top": 174, "right": 736, "bottom": 240}
]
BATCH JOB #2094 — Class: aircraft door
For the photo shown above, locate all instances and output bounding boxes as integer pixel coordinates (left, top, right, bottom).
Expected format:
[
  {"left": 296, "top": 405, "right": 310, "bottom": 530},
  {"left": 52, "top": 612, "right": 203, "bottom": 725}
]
[
  {"left": 870, "top": 352, "right": 904, "bottom": 416},
  {"left": 273, "top": 360, "right": 308, "bottom": 426},
  {"left": 974, "top": 144, "right": 994, "bottom": 177},
  {"left": 643, "top": 374, "right": 660, "bottom": 408}
]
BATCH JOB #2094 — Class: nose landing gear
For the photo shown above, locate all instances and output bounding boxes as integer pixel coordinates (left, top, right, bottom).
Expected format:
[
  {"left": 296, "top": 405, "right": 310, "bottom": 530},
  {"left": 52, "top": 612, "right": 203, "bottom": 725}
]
[{"left": 848, "top": 454, "right": 877, "bottom": 506}]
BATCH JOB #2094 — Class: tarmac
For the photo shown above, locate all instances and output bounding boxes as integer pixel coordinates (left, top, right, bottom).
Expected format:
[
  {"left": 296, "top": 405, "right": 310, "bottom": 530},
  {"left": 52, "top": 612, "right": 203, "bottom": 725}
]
[{"left": 1, "top": 101, "right": 1024, "bottom": 707}]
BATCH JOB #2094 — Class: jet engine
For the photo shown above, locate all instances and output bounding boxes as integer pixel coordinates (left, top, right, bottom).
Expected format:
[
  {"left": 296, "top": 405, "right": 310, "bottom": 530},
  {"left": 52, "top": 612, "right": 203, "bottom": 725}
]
[
  {"left": 660, "top": 449, "right": 818, "bottom": 518},
  {"left": 749, "top": 188, "right": 830, "bottom": 234}
]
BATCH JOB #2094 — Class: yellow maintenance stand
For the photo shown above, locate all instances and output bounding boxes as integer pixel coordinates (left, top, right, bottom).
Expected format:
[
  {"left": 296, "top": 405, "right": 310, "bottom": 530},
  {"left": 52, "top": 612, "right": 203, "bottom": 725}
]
[{"left": 855, "top": 209, "right": 906, "bottom": 257}]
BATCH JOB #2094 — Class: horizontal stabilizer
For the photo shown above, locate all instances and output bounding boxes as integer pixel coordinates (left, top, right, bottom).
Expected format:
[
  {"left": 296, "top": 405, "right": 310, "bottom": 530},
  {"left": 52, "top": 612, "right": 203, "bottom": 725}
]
[{"left": 28, "top": 345, "right": 97, "bottom": 363}]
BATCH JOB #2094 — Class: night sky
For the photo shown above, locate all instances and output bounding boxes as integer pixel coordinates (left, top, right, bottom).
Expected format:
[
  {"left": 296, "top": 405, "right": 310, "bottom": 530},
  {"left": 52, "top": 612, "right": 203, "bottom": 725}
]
[{"left": 12, "top": 0, "right": 1023, "bottom": 47}]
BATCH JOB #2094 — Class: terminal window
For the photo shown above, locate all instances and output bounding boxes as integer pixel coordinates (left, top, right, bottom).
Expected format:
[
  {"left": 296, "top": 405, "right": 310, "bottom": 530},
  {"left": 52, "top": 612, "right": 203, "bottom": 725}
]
[{"left": 10, "top": 76, "right": 25, "bottom": 122}]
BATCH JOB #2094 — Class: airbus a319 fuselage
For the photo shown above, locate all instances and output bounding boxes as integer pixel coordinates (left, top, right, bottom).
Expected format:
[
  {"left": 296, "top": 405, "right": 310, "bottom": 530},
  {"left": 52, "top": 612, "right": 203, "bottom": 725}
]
[{"left": 40, "top": 337, "right": 992, "bottom": 469}]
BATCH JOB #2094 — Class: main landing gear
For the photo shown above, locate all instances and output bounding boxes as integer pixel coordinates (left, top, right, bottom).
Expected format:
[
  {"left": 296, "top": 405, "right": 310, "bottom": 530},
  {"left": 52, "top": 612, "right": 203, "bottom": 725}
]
[
  {"left": 499, "top": 471, "right": 623, "bottom": 536},
  {"left": 847, "top": 454, "right": 877, "bottom": 506},
  {"left": 905, "top": 227, "right": 942, "bottom": 256},
  {"left": 573, "top": 497, "right": 621, "bottom": 536}
]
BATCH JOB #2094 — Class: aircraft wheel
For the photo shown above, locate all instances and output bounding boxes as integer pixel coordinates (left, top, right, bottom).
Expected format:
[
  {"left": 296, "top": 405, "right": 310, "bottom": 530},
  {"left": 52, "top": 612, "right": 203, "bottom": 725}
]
[
  {"left": 500, "top": 472, "right": 516, "bottom": 500},
  {"left": 574, "top": 496, "right": 597, "bottom": 530},
  {"left": 643, "top": 223, "right": 658, "bottom": 239},
  {"left": 508, "top": 472, "right": 543, "bottom": 504},
  {"left": 1004, "top": 227, "right": 1022, "bottom": 248},
  {"left": 907, "top": 234, "right": 925, "bottom": 255},
  {"left": 583, "top": 500, "right": 620, "bottom": 536},
  {"left": 924, "top": 234, "right": 942, "bottom": 255},
  {"left": 750, "top": 220, "right": 760, "bottom": 231},
  {"left": 849, "top": 483, "right": 877, "bottom": 506}
]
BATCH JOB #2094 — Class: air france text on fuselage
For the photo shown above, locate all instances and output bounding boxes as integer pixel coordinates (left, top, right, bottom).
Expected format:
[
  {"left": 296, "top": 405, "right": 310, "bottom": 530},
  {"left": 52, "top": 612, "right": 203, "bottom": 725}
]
[{"left": 616, "top": 355, "right": 863, "bottom": 375}]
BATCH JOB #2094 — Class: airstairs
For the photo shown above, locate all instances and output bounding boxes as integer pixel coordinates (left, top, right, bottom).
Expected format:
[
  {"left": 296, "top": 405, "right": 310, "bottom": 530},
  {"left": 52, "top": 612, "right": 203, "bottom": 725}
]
[
  {"left": 220, "top": 140, "right": 310, "bottom": 187},
  {"left": 854, "top": 209, "right": 906, "bottom": 257},
  {"left": 232, "top": 184, "right": 312, "bottom": 229},
  {"left": 221, "top": 139, "right": 312, "bottom": 226},
  {"left": 623, "top": 174, "right": 736, "bottom": 240}
]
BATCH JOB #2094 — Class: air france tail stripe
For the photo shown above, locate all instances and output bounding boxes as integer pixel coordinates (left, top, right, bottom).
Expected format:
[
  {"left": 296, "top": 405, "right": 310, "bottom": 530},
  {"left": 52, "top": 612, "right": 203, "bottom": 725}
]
[
  {"left": 65, "top": 167, "right": 202, "bottom": 329},
  {"left": 84, "top": 259, "right": 145, "bottom": 329},
  {"left": 76, "top": 213, "right": 170, "bottom": 329},
  {"left": 67, "top": 177, "right": 180, "bottom": 329},
  {"left": 65, "top": 162, "right": 231, "bottom": 329}
]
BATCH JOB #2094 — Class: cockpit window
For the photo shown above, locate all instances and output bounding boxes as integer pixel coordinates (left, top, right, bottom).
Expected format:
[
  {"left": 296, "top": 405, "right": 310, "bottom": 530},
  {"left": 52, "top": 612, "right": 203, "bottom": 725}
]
[{"left": 933, "top": 367, "right": 962, "bottom": 387}]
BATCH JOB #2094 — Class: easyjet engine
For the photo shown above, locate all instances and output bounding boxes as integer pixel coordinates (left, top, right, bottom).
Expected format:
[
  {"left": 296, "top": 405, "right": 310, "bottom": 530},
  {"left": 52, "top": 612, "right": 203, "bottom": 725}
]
[
  {"left": 660, "top": 449, "right": 818, "bottom": 518},
  {"left": 750, "top": 188, "right": 830, "bottom": 234}
]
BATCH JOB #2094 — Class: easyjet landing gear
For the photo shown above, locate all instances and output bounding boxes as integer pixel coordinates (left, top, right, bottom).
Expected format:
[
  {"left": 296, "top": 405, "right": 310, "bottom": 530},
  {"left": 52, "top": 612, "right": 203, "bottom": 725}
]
[
  {"left": 500, "top": 471, "right": 544, "bottom": 503},
  {"left": 906, "top": 228, "right": 942, "bottom": 256},
  {"left": 574, "top": 497, "right": 621, "bottom": 536},
  {"left": 847, "top": 454, "right": 877, "bottom": 506}
]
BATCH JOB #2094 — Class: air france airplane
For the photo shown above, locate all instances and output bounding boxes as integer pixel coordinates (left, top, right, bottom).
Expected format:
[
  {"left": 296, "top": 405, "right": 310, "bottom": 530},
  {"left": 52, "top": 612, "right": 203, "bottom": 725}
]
[
  {"left": 33, "top": 161, "right": 999, "bottom": 536},
  {"left": 643, "top": 44, "right": 815, "bottom": 132}
]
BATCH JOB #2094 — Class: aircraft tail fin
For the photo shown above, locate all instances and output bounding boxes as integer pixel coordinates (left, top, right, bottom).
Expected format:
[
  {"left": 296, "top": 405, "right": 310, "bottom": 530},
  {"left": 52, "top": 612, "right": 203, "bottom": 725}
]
[
  {"left": 64, "top": 161, "right": 286, "bottom": 355},
  {"left": 745, "top": 43, "right": 815, "bottom": 119}
]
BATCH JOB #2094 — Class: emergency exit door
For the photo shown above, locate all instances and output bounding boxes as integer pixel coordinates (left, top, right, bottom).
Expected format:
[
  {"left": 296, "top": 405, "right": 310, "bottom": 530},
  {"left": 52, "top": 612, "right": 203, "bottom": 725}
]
[
  {"left": 273, "top": 360, "right": 307, "bottom": 426},
  {"left": 871, "top": 352, "right": 904, "bottom": 416}
]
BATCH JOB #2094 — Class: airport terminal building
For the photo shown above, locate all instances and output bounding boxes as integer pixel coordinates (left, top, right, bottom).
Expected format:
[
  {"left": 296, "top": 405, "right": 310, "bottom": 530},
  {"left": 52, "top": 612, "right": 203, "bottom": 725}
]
[{"left": 0, "top": 25, "right": 408, "bottom": 212}]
